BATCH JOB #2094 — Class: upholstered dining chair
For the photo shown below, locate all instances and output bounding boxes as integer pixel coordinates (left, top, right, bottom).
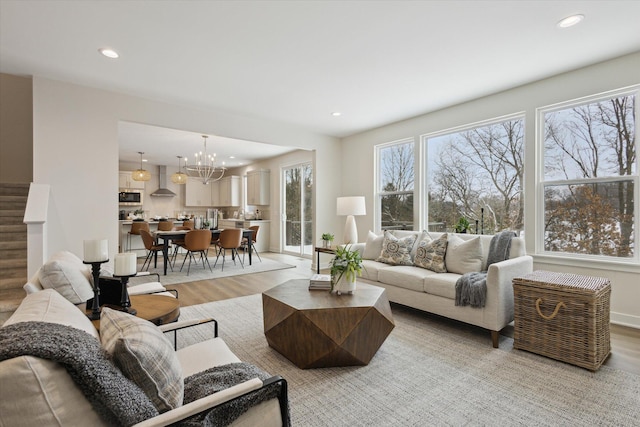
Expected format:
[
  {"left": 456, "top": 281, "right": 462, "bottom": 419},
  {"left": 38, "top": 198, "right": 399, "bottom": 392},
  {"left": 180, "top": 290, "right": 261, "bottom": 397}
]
[
  {"left": 127, "top": 221, "right": 150, "bottom": 252},
  {"left": 170, "top": 225, "right": 192, "bottom": 264},
  {"left": 242, "top": 225, "right": 262, "bottom": 264},
  {"left": 214, "top": 228, "right": 243, "bottom": 272},
  {"left": 182, "top": 219, "right": 194, "bottom": 230},
  {"left": 157, "top": 221, "right": 174, "bottom": 231},
  {"left": 140, "top": 229, "right": 168, "bottom": 272},
  {"left": 180, "top": 229, "right": 213, "bottom": 275}
]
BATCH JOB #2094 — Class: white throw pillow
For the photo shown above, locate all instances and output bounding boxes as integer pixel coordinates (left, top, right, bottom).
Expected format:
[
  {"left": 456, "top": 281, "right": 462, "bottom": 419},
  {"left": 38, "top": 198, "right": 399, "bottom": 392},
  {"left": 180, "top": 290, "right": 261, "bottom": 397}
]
[
  {"left": 363, "top": 231, "right": 384, "bottom": 260},
  {"left": 38, "top": 259, "right": 94, "bottom": 304},
  {"left": 100, "top": 307, "right": 183, "bottom": 413},
  {"left": 445, "top": 235, "right": 483, "bottom": 274},
  {"left": 376, "top": 231, "right": 415, "bottom": 266},
  {"left": 414, "top": 233, "right": 448, "bottom": 273}
]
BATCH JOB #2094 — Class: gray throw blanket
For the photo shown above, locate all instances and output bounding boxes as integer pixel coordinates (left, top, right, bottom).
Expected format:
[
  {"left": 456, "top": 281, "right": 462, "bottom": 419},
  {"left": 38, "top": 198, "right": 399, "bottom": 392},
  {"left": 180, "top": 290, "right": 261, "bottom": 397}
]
[
  {"left": 455, "top": 230, "right": 517, "bottom": 308},
  {"left": 179, "top": 362, "right": 289, "bottom": 427},
  {"left": 0, "top": 321, "right": 158, "bottom": 426}
]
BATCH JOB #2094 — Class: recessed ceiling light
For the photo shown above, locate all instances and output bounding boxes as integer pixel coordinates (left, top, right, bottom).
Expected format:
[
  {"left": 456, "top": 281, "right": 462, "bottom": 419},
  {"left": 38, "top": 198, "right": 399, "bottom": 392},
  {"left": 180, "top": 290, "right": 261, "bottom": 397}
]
[
  {"left": 557, "top": 14, "right": 584, "bottom": 28},
  {"left": 331, "top": 112, "right": 342, "bottom": 117},
  {"left": 98, "top": 47, "right": 119, "bottom": 59},
  {"left": 229, "top": 156, "right": 235, "bottom": 159}
]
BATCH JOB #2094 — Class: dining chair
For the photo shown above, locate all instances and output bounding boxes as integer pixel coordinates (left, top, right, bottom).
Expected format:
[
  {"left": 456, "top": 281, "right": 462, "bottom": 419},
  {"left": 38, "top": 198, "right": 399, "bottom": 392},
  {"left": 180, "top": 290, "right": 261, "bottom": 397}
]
[
  {"left": 182, "top": 219, "right": 195, "bottom": 230},
  {"left": 180, "top": 229, "right": 213, "bottom": 275},
  {"left": 140, "top": 229, "right": 168, "bottom": 271},
  {"left": 242, "top": 225, "right": 262, "bottom": 264},
  {"left": 170, "top": 225, "right": 192, "bottom": 264},
  {"left": 214, "top": 228, "right": 243, "bottom": 272},
  {"left": 157, "top": 221, "right": 174, "bottom": 231},
  {"left": 127, "top": 221, "right": 150, "bottom": 252}
]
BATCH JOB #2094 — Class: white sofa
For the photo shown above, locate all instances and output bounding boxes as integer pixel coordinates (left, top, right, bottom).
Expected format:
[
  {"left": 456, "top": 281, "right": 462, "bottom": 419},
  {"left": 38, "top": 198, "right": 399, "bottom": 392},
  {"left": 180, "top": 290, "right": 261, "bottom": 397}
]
[
  {"left": 0, "top": 289, "right": 288, "bottom": 426},
  {"left": 350, "top": 231, "right": 533, "bottom": 347},
  {"left": 22, "top": 250, "right": 174, "bottom": 299}
]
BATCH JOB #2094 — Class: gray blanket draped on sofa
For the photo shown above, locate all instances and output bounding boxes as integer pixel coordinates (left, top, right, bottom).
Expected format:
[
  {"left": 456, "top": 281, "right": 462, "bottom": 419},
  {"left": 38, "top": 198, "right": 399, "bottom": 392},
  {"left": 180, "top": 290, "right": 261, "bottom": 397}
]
[{"left": 455, "top": 230, "right": 516, "bottom": 308}]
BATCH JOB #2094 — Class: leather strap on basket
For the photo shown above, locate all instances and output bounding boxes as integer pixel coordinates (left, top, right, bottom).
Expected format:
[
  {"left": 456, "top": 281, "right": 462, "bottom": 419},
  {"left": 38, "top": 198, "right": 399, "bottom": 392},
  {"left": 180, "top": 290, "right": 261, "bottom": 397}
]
[{"left": 535, "top": 298, "right": 566, "bottom": 320}]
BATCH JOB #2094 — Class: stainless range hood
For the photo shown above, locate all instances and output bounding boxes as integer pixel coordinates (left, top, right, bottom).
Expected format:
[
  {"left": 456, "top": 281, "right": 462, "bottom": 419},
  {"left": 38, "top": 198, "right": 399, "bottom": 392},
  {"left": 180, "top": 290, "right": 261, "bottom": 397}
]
[{"left": 150, "top": 166, "right": 176, "bottom": 197}]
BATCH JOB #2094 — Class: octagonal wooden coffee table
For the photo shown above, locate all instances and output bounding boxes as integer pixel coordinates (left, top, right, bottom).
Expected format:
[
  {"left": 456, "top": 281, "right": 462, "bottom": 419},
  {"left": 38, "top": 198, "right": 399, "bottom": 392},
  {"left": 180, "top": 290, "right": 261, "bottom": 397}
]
[{"left": 262, "top": 279, "right": 395, "bottom": 369}]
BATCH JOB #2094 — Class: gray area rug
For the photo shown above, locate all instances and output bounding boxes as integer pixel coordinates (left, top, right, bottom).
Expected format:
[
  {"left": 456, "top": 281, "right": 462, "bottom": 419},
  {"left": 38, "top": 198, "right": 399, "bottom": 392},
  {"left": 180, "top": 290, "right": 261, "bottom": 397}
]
[
  {"left": 176, "top": 294, "right": 640, "bottom": 426},
  {"left": 137, "top": 256, "right": 295, "bottom": 285}
]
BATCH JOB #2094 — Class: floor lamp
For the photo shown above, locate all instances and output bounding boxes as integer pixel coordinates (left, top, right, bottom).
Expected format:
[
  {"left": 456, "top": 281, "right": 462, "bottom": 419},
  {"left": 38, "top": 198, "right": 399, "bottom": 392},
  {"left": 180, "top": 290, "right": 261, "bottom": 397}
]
[{"left": 337, "top": 196, "right": 366, "bottom": 245}]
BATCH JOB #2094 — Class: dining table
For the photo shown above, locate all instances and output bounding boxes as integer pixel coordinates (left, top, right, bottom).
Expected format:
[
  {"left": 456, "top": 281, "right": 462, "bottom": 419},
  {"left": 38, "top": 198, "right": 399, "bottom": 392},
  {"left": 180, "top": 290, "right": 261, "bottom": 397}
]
[{"left": 153, "top": 229, "right": 254, "bottom": 275}]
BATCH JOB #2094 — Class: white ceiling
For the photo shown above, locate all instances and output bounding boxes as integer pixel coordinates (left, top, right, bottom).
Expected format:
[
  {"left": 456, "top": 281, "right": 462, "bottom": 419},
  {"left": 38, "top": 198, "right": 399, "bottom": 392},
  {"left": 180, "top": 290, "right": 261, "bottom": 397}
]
[{"left": 2, "top": 1, "right": 640, "bottom": 165}]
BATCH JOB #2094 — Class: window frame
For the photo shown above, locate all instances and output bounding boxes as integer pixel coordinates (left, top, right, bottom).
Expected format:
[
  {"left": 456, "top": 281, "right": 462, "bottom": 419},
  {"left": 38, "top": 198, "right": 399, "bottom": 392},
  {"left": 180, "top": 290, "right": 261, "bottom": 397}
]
[
  {"left": 536, "top": 86, "right": 639, "bottom": 263},
  {"left": 420, "top": 112, "right": 526, "bottom": 235},
  {"left": 374, "top": 137, "right": 416, "bottom": 232}
]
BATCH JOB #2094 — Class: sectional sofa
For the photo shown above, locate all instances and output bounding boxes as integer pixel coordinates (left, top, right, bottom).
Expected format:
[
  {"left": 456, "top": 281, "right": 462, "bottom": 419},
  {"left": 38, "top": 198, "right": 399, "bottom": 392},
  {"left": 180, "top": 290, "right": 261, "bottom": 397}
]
[{"left": 350, "top": 230, "right": 533, "bottom": 347}]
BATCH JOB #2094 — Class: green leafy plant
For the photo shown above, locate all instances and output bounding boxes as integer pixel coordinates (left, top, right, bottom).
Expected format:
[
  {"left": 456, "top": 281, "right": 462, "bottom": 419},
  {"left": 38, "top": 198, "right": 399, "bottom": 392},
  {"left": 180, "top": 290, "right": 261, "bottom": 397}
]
[
  {"left": 321, "top": 233, "right": 335, "bottom": 241},
  {"left": 454, "top": 217, "right": 470, "bottom": 233},
  {"left": 329, "top": 245, "right": 363, "bottom": 291}
]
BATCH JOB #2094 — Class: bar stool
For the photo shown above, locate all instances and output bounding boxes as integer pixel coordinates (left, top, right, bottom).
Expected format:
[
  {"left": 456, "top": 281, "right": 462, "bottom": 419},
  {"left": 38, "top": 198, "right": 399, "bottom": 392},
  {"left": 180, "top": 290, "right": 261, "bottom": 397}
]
[{"left": 127, "top": 221, "right": 150, "bottom": 252}]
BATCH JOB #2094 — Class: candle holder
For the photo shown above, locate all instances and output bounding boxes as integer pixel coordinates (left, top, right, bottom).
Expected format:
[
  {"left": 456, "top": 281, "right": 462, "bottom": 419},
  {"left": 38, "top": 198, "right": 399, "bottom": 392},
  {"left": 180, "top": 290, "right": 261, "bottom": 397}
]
[
  {"left": 83, "top": 260, "right": 108, "bottom": 320},
  {"left": 112, "top": 274, "right": 137, "bottom": 316}
]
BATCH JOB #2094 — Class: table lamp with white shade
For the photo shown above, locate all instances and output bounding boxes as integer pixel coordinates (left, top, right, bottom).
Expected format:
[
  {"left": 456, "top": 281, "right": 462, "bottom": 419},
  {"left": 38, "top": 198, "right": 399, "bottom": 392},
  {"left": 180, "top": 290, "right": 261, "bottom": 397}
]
[{"left": 337, "top": 196, "right": 366, "bottom": 244}]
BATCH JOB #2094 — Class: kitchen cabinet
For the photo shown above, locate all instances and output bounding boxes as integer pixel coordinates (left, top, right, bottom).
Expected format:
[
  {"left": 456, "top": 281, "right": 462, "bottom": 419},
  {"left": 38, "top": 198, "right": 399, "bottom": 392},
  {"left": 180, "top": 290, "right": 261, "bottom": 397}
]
[
  {"left": 246, "top": 169, "right": 270, "bottom": 205},
  {"left": 185, "top": 177, "right": 213, "bottom": 206},
  {"left": 119, "top": 171, "right": 145, "bottom": 189},
  {"left": 218, "top": 175, "right": 241, "bottom": 206}
]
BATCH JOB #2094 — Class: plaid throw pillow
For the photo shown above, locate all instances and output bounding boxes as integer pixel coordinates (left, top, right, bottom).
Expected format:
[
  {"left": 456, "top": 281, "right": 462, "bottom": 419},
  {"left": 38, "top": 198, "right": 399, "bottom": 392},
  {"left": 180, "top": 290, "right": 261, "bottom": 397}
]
[{"left": 100, "top": 307, "right": 184, "bottom": 413}]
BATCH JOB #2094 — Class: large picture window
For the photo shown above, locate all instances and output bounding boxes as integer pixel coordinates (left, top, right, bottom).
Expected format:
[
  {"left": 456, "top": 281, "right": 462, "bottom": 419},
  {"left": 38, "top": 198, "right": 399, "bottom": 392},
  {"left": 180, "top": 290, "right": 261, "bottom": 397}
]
[
  {"left": 540, "top": 89, "right": 637, "bottom": 258},
  {"left": 376, "top": 139, "right": 414, "bottom": 230},
  {"left": 425, "top": 116, "right": 525, "bottom": 234}
]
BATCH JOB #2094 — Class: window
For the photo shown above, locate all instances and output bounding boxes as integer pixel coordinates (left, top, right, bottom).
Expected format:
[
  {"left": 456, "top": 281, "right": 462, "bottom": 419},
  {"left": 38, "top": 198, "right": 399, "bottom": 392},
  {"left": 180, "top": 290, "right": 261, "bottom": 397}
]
[
  {"left": 540, "top": 89, "right": 637, "bottom": 259},
  {"left": 424, "top": 116, "right": 525, "bottom": 234},
  {"left": 376, "top": 139, "right": 415, "bottom": 230}
]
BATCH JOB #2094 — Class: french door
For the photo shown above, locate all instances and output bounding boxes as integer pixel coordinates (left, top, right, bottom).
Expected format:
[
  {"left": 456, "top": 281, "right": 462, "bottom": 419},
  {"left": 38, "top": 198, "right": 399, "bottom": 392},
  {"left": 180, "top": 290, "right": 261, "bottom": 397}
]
[{"left": 282, "top": 162, "right": 313, "bottom": 256}]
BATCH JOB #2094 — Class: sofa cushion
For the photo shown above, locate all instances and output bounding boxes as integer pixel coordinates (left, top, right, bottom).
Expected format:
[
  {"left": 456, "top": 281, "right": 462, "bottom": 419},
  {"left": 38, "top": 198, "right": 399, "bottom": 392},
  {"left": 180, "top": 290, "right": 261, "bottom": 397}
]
[
  {"left": 414, "top": 233, "right": 448, "bottom": 273},
  {"left": 422, "top": 273, "right": 460, "bottom": 300},
  {"left": 100, "top": 307, "right": 183, "bottom": 413},
  {"left": 378, "top": 265, "right": 437, "bottom": 292},
  {"left": 359, "top": 259, "right": 386, "bottom": 282},
  {"left": 4, "top": 289, "right": 99, "bottom": 339},
  {"left": 362, "top": 231, "right": 385, "bottom": 260},
  {"left": 38, "top": 252, "right": 94, "bottom": 304},
  {"left": 376, "top": 231, "right": 415, "bottom": 266},
  {"left": 390, "top": 230, "right": 428, "bottom": 260},
  {"left": 445, "top": 235, "right": 483, "bottom": 275}
]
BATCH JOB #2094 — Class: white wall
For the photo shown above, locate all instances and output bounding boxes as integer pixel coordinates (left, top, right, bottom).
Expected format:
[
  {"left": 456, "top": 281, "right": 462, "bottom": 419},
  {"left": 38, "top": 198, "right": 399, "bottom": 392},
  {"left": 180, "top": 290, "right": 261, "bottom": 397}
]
[
  {"left": 32, "top": 77, "right": 341, "bottom": 271},
  {"left": 341, "top": 52, "right": 640, "bottom": 327}
]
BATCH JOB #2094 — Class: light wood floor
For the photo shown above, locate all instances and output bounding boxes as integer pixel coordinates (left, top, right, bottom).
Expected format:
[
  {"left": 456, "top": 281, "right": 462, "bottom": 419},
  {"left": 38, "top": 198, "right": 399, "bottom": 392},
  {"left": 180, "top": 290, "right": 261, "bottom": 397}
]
[{"left": 166, "top": 252, "right": 640, "bottom": 376}]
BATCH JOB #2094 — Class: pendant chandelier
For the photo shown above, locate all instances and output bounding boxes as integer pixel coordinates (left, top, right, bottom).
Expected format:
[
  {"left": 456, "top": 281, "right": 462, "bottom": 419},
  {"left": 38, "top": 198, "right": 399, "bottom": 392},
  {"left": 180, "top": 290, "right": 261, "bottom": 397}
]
[
  {"left": 131, "top": 151, "right": 151, "bottom": 182},
  {"left": 170, "top": 156, "right": 188, "bottom": 184},
  {"left": 185, "top": 135, "right": 226, "bottom": 184}
]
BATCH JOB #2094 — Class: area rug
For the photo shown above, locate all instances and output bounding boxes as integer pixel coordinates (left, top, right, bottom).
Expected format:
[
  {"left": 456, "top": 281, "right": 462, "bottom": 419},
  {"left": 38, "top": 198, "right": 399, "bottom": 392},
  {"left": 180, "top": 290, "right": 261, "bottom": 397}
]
[
  {"left": 176, "top": 294, "right": 640, "bottom": 426},
  {"left": 138, "top": 256, "right": 295, "bottom": 286}
]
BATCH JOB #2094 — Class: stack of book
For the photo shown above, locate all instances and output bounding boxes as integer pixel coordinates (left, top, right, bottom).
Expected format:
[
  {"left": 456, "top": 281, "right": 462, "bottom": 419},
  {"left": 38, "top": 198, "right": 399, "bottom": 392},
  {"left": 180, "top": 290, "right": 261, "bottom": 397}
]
[{"left": 309, "top": 274, "right": 331, "bottom": 290}]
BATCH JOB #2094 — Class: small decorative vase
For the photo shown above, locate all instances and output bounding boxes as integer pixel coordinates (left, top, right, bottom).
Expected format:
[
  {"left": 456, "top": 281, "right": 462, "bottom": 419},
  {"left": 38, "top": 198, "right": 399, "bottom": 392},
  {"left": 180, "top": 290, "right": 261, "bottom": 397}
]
[
  {"left": 334, "top": 274, "right": 356, "bottom": 295},
  {"left": 322, "top": 240, "right": 329, "bottom": 249}
]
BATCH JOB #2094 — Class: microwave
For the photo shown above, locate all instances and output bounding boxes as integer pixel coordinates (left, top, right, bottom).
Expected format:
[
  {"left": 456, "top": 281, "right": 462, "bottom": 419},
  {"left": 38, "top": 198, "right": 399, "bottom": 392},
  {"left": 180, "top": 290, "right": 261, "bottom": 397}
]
[{"left": 119, "top": 190, "right": 143, "bottom": 206}]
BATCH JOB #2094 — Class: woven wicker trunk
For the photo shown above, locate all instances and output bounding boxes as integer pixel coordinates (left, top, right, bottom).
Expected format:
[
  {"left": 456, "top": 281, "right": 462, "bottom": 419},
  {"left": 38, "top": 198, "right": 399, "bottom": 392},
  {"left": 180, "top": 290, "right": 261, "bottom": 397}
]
[{"left": 512, "top": 270, "right": 611, "bottom": 371}]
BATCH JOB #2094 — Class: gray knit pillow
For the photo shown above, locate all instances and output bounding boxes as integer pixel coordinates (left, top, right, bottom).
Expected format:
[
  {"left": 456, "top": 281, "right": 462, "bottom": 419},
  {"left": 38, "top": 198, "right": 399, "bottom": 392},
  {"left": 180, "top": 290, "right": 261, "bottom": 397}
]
[{"left": 100, "top": 307, "right": 183, "bottom": 413}]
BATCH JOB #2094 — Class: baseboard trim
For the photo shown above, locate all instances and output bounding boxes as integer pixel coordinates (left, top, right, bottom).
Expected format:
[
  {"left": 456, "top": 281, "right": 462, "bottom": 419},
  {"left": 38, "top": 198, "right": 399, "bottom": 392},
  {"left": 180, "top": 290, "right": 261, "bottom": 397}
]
[{"left": 611, "top": 311, "right": 640, "bottom": 329}]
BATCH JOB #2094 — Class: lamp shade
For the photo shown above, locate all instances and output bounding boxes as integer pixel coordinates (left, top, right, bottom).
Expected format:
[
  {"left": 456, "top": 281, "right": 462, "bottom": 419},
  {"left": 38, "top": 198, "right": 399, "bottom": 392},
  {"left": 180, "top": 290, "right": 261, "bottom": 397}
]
[{"left": 336, "top": 196, "right": 366, "bottom": 216}]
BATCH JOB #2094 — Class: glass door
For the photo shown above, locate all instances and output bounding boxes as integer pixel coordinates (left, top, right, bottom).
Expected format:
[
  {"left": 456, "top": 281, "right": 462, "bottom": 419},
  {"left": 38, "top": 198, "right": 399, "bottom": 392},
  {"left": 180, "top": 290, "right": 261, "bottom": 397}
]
[{"left": 282, "top": 162, "right": 313, "bottom": 256}]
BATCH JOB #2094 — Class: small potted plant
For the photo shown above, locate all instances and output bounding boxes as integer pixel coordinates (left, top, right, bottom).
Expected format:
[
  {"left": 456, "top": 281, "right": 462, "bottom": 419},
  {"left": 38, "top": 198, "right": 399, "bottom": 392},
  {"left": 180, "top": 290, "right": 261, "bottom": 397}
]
[
  {"left": 321, "top": 233, "right": 334, "bottom": 248},
  {"left": 454, "top": 217, "right": 470, "bottom": 233},
  {"left": 329, "top": 245, "right": 363, "bottom": 295}
]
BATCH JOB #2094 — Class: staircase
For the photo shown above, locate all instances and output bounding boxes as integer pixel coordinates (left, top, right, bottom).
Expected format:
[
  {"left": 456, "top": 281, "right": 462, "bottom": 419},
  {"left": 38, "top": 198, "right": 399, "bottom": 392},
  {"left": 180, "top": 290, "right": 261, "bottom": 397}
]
[{"left": 0, "top": 183, "right": 29, "bottom": 324}]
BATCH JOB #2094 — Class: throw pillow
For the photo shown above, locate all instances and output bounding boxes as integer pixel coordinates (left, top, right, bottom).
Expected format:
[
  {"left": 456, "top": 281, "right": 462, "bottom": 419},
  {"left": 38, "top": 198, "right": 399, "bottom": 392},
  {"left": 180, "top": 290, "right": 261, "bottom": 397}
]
[
  {"left": 38, "top": 259, "right": 94, "bottom": 304},
  {"left": 414, "top": 233, "right": 448, "bottom": 273},
  {"left": 363, "top": 231, "right": 384, "bottom": 260},
  {"left": 100, "top": 307, "right": 183, "bottom": 413},
  {"left": 376, "top": 231, "right": 415, "bottom": 266},
  {"left": 390, "top": 230, "right": 429, "bottom": 260},
  {"left": 445, "top": 235, "right": 483, "bottom": 274}
]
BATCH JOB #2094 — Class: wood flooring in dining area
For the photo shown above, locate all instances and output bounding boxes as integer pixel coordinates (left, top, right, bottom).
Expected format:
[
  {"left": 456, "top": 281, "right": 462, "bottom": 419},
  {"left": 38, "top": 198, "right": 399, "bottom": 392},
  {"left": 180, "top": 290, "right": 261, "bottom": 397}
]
[{"left": 165, "top": 252, "right": 640, "bottom": 376}]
